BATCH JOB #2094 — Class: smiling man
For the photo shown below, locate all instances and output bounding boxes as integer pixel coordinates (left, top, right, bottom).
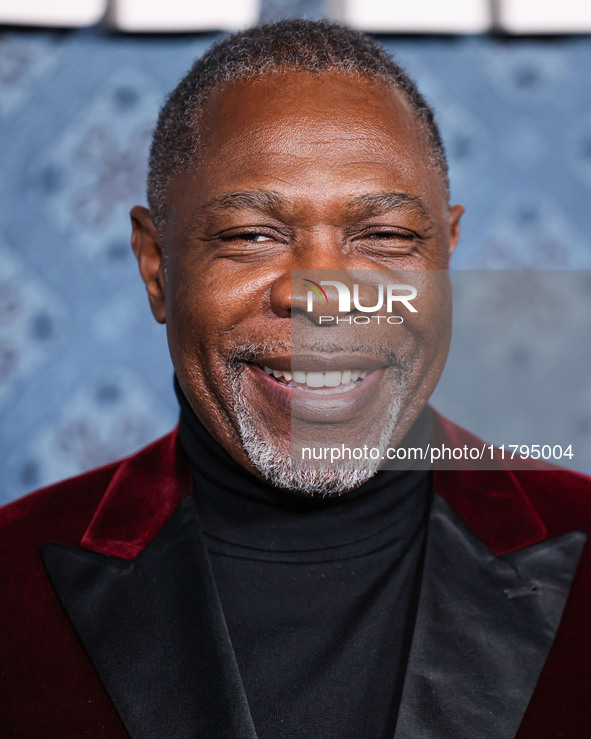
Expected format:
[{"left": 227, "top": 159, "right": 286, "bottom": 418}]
[
  {"left": 2, "top": 19, "right": 591, "bottom": 739},
  {"left": 133, "top": 27, "right": 460, "bottom": 497}
]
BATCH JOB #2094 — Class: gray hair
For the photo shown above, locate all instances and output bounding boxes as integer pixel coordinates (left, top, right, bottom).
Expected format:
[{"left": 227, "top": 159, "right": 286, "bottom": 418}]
[{"left": 147, "top": 18, "right": 449, "bottom": 233}]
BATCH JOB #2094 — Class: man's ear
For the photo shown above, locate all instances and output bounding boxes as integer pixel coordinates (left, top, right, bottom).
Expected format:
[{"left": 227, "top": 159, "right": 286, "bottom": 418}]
[
  {"left": 448, "top": 203, "right": 465, "bottom": 258},
  {"left": 130, "top": 205, "right": 166, "bottom": 324}
]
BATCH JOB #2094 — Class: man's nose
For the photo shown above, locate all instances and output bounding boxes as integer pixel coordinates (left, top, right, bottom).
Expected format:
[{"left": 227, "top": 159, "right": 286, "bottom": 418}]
[{"left": 269, "top": 236, "right": 355, "bottom": 320}]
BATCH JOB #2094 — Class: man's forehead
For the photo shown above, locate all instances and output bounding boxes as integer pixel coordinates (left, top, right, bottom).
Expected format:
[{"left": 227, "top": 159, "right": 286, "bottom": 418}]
[
  {"left": 163, "top": 71, "right": 448, "bottom": 224},
  {"left": 199, "top": 70, "right": 419, "bottom": 148}
]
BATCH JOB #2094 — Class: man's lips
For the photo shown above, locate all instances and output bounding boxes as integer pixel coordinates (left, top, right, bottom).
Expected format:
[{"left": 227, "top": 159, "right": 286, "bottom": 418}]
[
  {"left": 245, "top": 362, "right": 388, "bottom": 423},
  {"left": 261, "top": 365, "right": 370, "bottom": 394},
  {"left": 250, "top": 353, "right": 388, "bottom": 396},
  {"left": 253, "top": 353, "right": 388, "bottom": 373}
]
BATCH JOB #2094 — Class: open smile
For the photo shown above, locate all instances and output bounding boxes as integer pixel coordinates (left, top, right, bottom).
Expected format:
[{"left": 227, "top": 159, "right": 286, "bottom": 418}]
[
  {"left": 243, "top": 358, "right": 390, "bottom": 424},
  {"left": 262, "top": 366, "right": 370, "bottom": 395}
]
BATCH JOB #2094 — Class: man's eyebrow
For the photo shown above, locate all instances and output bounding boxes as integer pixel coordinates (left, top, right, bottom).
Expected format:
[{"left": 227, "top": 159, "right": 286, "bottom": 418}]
[
  {"left": 196, "top": 190, "right": 289, "bottom": 218},
  {"left": 345, "top": 191, "right": 430, "bottom": 220},
  {"left": 193, "top": 188, "right": 430, "bottom": 222}
]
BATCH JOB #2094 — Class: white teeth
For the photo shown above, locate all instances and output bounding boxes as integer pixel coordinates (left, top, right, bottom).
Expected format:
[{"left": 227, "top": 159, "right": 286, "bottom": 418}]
[
  {"left": 306, "top": 371, "right": 325, "bottom": 388},
  {"left": 323, "top": 371, "right": 341, "bottom": 387},
  {"left": 262, "top": 366, "right": 371, "bottom": 390}
]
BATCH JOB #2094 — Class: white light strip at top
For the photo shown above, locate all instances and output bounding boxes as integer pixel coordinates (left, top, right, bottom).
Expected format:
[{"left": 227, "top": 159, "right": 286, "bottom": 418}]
[
  {"left": 107, "top": 0, "right": 260, "bottom": 32},
  {"left": 327, "top": 0, "right": 491, "bottom": 34},
  {"left": 0, "top": 0, "right": 107, "bottom": 27},
  {"left": 497, "top": 0, "right": 591, "bottom": 34}
]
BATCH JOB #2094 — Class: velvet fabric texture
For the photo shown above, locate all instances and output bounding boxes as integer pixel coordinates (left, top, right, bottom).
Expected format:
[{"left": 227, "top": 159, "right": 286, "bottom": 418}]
[{"left": 1, "top": 412, "right": 591, "bottom": 737}]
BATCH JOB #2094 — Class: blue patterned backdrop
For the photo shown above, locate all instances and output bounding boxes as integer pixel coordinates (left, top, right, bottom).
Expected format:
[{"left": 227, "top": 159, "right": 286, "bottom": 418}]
[{"left": 1, "top": 14, "right": 591, "bottom": 504}]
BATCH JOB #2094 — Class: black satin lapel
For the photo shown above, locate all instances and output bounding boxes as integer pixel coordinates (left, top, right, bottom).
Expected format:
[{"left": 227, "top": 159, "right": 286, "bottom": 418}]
[
  {"left": 394, "top": 494, "right": 586, "bottom": 739},
  {"left": 42, "top": 496, "right": 257, "bottom": 739}
]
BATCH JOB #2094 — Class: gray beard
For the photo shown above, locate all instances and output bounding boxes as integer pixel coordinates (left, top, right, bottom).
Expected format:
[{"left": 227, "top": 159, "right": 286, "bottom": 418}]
[{"left": 229, "top": 366, "right": 404, "bottom": 498}]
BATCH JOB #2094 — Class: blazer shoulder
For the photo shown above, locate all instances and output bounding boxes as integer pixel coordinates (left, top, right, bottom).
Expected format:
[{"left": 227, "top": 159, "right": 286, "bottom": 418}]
[
  {"left": 0, "top": 429, "right": 179, "bottom": 552},
  {"left": 514, "top": 465, "right": 591, "bottom": 534},
  {"left": 430, "top": 408, "right": 591, "bottom": 537},
  {"left": 0, "top": 458, "right": 120, "bottom": 553}
]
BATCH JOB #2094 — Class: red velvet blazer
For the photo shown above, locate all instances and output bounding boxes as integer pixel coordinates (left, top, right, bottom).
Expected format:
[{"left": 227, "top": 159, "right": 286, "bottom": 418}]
[{"left": 1, "top": 410, "right": 591, "bottom": 738}]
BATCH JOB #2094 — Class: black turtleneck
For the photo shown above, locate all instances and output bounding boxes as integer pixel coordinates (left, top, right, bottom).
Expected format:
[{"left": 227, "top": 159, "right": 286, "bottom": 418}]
[{"left": 176, "top": 378, "right": 433, "bottom": 739}]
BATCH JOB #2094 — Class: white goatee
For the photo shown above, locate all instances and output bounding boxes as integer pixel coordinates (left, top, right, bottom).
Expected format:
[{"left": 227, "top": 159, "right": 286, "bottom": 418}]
[{"left": 228, "top": 361, "right": 404, "bottom": 497}]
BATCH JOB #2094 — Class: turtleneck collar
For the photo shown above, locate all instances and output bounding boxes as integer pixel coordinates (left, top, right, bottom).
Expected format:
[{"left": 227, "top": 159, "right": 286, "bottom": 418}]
[{"left": 175, "top": 375, "right": 433, "bottom": 554}]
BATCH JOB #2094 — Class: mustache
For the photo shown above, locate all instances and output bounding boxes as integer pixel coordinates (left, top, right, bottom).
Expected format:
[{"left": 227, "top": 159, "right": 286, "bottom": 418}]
[{"left": 226, "top": 339, "right": 410, "bottom": 370}]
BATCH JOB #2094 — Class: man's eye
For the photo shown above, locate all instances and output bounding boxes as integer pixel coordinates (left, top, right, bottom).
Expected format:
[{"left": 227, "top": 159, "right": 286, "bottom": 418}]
[
  {"left": 364, "top": 230, "right": 415, "bottom": 241},
  {"left": 221, "top": 232, "right": 275, "bottom": 243},
  {"left": 240, "top": 233, "right": 272, "bottom": 242}
]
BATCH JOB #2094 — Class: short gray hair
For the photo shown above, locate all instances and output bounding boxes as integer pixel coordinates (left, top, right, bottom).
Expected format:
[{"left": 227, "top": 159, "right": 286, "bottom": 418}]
[{"left": 147, "top": 18, "right": 449, "bottom": 232}]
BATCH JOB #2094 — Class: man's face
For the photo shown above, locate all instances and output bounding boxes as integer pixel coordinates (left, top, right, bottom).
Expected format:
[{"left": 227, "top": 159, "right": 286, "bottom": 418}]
[{"left": 132, "top": 70, "right": 463, "bottom": 494}]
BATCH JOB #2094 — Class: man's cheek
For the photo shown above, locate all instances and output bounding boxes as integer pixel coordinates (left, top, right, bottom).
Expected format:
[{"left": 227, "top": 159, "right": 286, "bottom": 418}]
[{"left": 167, "top": 282, "right": 218, "bottom": 331}]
